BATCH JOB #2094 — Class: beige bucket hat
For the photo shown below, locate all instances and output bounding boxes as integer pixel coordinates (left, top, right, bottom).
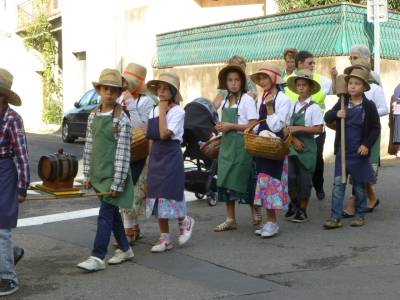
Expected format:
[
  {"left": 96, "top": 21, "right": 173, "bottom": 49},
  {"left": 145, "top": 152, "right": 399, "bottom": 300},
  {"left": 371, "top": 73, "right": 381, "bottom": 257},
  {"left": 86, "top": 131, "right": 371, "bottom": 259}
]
[
  {"left": 344, "top": 66, "right": 371, "bottom": 91},
  {"left": 146, "top": 72, "right": 183, "bottom": 102},
  {"left": 287, "top": 69, "right": 321, "bottom": 95},
  {"left": 122, "top": 63, "right": 147, "bottom": 95},
  {"left": 92, "top": 69, "right": 122, "bottom": 89},
  {"left": 0, "top": 68, "right": 21, "bottom": 106},
  {"left": 218, "top": 63, "right": 248, "bottom": 91},
  {"left": 250, "top": 63, "right": 284, "bottom": 86}
]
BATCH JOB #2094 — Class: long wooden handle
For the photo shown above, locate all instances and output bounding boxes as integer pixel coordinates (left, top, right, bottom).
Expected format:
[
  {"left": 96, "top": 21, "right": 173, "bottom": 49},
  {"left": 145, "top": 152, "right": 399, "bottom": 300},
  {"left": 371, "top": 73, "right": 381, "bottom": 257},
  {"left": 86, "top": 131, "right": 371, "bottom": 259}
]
[
  {"left": 27, "top": 191, "right": 113, "bottom": 201},
  {"left": 340, "top": 96, "right": 346, "bottom": 184}
]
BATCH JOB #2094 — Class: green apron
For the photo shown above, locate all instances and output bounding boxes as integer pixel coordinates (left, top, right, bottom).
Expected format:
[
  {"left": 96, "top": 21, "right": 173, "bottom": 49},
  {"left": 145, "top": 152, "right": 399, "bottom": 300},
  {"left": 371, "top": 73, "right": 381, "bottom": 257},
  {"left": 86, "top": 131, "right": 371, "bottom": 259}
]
[
  {"left": 369, "top": 135, "right": 381, "bottom": 165},
  {"left": 90, "top": 112, "right": 134, "bottom": 209},
  {"left": 289, "top": 101, "right": 317, "bottom": 173},
  {"left": 217, "top": 99, "right": 252, "bottom": 196}
]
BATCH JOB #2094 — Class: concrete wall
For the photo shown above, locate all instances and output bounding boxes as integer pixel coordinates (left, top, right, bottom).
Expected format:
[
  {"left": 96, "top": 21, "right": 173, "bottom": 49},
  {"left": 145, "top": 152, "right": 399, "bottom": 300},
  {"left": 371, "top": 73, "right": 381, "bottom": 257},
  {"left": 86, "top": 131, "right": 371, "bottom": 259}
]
[
  {"left": 153, "top": 55, "right": 397, "bottom": 160},
  {"left": 62, "top": 0, "right": 269, "bottom": 110}
]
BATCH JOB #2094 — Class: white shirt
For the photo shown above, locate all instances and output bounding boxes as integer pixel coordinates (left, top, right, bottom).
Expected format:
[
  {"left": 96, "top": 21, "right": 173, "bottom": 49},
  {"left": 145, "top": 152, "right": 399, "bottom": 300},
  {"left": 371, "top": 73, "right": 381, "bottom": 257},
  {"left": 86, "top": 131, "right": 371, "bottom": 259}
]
[
  {"left": 320, "top": 74, "right": 333, "bottom": 96},
  {"left": 117, "top": 94, "right": 154, "bottom": 127},
  {"left": 364, "top": 83, "right": 388, "bottom": 117},
  {"left": 220, "top": 93, "right": 258, "bottom": 125},
  {"left": 256, "top": 91, "right": 291, "bottom": 133},
  {"left": 148, "top": 105, "right": 185, "bottom": 143},
  {"left": 289, "top": 97, "right": 324, "bottom": 127}
]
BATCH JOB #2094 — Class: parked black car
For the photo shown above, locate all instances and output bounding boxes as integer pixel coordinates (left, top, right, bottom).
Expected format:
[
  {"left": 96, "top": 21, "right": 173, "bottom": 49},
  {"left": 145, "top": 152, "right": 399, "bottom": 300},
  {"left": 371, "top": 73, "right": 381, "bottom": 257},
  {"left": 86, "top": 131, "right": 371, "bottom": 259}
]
[{"left": 62, "top": 89, "right": 100, "bottom": 143}]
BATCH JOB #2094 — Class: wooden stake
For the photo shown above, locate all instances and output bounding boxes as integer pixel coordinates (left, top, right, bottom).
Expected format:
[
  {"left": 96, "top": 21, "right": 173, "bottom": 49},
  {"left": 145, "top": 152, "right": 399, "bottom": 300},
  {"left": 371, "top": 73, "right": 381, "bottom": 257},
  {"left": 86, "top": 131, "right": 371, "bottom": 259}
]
[
  {"left": 340, "top": 95, "right": 346, "bottom": 184},
  {"left": 27, "top": 191, "right": 113, "bottom": 201}
]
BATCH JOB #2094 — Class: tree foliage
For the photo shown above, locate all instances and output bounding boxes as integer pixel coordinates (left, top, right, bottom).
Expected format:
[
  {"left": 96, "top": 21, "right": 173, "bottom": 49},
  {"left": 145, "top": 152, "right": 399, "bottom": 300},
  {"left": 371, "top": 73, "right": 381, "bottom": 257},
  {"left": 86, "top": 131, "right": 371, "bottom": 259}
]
[
  {"left": 277, "top": 0, "right": 400, "bottom": 13},
  {"left": 22, "top": 0, "right": 63, "bottom": 124}
]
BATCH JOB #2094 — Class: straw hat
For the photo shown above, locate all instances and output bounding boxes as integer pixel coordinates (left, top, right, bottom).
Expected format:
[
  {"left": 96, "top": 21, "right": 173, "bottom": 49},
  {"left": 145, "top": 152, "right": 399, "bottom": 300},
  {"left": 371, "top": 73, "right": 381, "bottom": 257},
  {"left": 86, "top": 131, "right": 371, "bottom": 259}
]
[
  {"left": 217, "top": 63, "right": 247, "bottom": 91},
  {"left": 0, "top": 68, "right": 21, "bottom": 106},
  {"left": 287, "top": 69, "right": 321, "bottom": 95},
  {"left": 92, "top": 69, "right": 122, "bottom": 89},
  {"left": 250, "top": 63, "right": 284, "bottom": 86},
  {"left": 344, "top": 67, "right": 371, "bottom": 91},
  {"left": 146, "top": 72, "right": 183, "bottom": 102},
  {"left": 345, "top": 58, "right": 374, "bottom": 82},
  {"left": 122, "top": 63, "right": 147, "bottom": 95}
]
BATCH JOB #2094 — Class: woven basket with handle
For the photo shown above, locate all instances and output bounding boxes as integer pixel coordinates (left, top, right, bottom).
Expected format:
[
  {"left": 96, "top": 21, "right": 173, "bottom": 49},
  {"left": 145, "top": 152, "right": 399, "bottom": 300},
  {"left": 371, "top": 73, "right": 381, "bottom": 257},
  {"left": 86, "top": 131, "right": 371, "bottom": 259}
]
[
  {"left": 131, "top": 127, "right": 149, "bottom": 162},
  {"left": 200, "top": 135, "right": 222, "bottom": 159},
  {"left": 244, "top": 119, "right": 291, "bottom": 160}
]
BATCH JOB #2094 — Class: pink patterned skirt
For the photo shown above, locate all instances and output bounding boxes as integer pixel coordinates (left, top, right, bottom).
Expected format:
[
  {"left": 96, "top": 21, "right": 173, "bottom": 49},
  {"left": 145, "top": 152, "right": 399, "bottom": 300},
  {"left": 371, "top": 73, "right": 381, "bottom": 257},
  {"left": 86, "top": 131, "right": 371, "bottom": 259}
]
[{"left": 253, "top": 156, "right": 289, "bottom": 210}]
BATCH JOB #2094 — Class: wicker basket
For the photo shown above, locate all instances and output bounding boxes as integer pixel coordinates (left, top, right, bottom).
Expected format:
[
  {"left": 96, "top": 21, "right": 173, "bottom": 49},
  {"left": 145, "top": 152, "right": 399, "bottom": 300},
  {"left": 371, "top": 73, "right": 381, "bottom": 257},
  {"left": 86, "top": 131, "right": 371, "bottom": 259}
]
[
  {"left": 200, "top": 135, "right": 222, "bottom": 159},
  {"left": 131, "top": 127, "right": 149, "bottom": 162},
  {"left": 244, "top": 120, "right": 291, "bottom": 160}
]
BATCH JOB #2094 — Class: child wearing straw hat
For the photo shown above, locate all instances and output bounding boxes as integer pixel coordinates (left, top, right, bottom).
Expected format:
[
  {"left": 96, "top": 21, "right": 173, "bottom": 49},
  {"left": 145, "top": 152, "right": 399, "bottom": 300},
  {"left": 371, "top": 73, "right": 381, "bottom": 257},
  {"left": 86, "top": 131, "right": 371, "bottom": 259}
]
[
  {"left": 78, "top": 69, "right": 135, "bottom": 271},
  {"left": 341, "top": 58, "right": 388, "bottom": 218},
  {"left": 283, "top": 70, "right": 324, "bottom": 223},
  {"left": 323, "top": 67, "right": 380, "bottom": 229},
  {"left": 213, "top": 63, "right": 259, "bottom": 232},
  {"left": 145, "top": 72, "right": 194, "bottom": 253},
  {"left": 250, "top": 63, "right": 291, "bottom": 238},
  {"left": 119, "top": 63, "right": 154, "bottom": 244},
  {"left": 0, "top": 68, "right": 29, "bottom": 297}
]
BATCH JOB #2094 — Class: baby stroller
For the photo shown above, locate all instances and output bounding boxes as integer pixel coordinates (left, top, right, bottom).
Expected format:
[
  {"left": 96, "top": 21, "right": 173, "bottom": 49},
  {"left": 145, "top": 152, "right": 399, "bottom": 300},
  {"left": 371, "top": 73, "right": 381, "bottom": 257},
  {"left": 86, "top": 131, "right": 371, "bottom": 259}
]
[{"left": 183, "top": 98, "right": 219, "bottom": 206}]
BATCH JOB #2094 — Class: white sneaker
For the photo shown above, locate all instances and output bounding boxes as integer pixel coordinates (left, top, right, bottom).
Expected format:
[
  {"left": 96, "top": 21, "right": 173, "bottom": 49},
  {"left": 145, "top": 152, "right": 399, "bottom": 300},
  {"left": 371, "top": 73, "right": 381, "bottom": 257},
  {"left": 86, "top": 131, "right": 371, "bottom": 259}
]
[
  {"left": 151, "top": 238, "right": 173, "bottom": 253},
  {"left": 108, "top": 248, "right": 134, "bottom": 265},
  {"left": 254, "top": 225, "right": 263, "bottom": 236},
  {"left": 77, "top": 256, "right": 106, "bottom": 271},
  {"left": 261, "top": 222, "right": 279, "bottom": 238},
  {"left": 178, "top": 216, "right": 195, "bottom": 246}
]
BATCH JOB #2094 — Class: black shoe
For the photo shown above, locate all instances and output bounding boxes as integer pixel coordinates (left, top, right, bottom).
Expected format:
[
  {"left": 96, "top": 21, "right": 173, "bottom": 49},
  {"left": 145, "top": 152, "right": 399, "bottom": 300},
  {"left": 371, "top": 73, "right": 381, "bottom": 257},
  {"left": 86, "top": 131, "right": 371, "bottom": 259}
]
[
  {"left": 291, "top": 209, "right": 309, "bottom": 223},
  {"left": 285, "top": 204, "right": 296, "bottom": 220},
  {"left": 342, "top": 211, "right": 355, "bottom": 218},
  {"left": 14, "top": 248, "right": 24, "bottom": 265},
  {"left": 364, "top": 199, "right": 380, "bottom": 213},
  {"left": 316, "top": 190, "right": 325, "bottom": 201},
  {"left": 0, "top": 280, "right": 19, "bottom": 296}
]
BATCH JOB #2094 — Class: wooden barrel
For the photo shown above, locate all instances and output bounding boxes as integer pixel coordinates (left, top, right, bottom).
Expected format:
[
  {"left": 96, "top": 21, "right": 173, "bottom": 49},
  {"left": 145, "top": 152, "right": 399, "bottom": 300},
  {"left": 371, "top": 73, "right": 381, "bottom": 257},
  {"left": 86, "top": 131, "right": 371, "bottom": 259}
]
[
  {"left": 131, "top": 127, "right": 149, "bottom": 162},
  {"left": 38, "top": 149, "right": 78, "bottom": 182}
]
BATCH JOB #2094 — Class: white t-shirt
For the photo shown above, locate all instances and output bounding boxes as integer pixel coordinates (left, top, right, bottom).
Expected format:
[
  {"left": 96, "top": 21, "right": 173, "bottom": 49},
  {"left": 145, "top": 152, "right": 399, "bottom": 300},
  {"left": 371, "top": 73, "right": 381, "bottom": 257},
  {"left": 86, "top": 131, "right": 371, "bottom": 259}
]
[
  {"left": 220, "top": 93, "right": 258, "bottom": 125},
  {"left": 148, "top": 105, "right": 185, "bottom": 143},
  {"left": 364, "top": 83, "right": 388, "bottom": 117},
  {"left": 256, "top": 91, "right": 291, "bottom": 133},
  {"left": 289, "top": 97, "right": 324, "bottom": 127},
  {"left": 320, "top": 74, "right": 333, "bottom": 96}
]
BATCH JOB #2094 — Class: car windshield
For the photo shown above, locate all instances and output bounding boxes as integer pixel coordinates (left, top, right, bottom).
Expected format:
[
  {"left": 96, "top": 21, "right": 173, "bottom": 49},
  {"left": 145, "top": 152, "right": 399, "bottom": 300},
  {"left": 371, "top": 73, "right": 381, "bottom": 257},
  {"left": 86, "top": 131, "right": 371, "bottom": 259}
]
[{"left": 79, "top": 90, "right": 95, "bottom": 106}]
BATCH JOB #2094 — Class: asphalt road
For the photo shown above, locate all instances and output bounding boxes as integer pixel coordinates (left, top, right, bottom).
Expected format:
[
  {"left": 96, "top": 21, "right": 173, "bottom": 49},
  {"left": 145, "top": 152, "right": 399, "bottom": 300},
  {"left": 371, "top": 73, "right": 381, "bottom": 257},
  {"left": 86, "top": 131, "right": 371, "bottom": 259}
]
[{"left": 8, "top": 133, "right": 400, "bottom": 300}]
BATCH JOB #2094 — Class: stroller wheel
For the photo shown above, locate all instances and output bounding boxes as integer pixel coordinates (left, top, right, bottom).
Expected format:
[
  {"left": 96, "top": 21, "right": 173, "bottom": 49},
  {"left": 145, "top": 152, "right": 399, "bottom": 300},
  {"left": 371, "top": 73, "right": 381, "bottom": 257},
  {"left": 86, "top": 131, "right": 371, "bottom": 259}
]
[
  {"left": 195, "top": 192, "right": 205, "bottom": 200},
  {"left": 207, "top": 194, "right": 217, "bottom": 206}
]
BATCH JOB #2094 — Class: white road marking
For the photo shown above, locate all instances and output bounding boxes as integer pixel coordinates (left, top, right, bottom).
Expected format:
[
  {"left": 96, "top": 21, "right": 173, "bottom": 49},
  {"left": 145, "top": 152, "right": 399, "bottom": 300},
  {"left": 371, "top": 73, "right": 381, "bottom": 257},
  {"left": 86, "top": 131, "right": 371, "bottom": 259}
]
[
  {"left": 17, "top": 208, "right": 100, "bottom": 228},
  {"left": 18, "top": 192, "right": 200, "bottom": 228}
]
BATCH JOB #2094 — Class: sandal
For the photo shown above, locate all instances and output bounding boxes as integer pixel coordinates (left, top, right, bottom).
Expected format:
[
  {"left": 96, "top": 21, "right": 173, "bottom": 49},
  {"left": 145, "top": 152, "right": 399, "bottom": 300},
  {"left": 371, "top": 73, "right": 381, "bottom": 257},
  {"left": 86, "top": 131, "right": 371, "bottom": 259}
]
[
  {"left": 131, "top": 224, "right": 143, "bottom": 242},
  {"left": 213, "top": 221, "right": 237, "bottom": 232}
]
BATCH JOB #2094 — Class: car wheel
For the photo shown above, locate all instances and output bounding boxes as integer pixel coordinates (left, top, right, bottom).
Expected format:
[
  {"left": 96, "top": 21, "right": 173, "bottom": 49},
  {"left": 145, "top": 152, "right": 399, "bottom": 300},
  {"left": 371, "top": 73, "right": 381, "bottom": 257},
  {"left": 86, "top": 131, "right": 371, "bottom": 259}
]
[{"left": 62, "top": 121, "right": 75, "bottom": 143}]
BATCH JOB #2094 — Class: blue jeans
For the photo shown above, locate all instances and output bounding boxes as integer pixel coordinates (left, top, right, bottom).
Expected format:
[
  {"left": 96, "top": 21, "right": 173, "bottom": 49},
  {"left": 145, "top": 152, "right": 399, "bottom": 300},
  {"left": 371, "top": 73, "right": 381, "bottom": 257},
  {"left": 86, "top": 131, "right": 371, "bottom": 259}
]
[
  {"left": 92, "top": 201, "right": 129, "bottom": 259},
  {"left": 0, "top": 229, "right": 21, "bottom": 285},
  {"left": 331, "top": 176, "right": 367, "bottom": 219}
]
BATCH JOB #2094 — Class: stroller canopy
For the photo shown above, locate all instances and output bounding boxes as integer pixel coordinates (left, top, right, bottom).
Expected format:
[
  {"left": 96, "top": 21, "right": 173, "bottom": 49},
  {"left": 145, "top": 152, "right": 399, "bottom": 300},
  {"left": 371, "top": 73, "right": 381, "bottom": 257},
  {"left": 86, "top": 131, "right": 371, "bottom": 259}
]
[{"left": 184, "top": 98, "right": 219, "bottom": 142}]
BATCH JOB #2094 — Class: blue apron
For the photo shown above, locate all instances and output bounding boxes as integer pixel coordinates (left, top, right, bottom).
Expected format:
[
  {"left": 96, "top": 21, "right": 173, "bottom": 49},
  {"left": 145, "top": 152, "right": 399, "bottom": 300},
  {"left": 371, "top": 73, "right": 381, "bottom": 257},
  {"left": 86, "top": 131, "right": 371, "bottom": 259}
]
[
  {"left": 335, "top": 103, "right": 375, "bottom": 183},
  {"left": 254, "top": 92, "right": 284, "bottom": 180},
  {"left": 146, "top": 109, "right": 184, "bottom": 201},
  {"left": 0, "top": 158, "right": 18, "bottom": 229}
]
